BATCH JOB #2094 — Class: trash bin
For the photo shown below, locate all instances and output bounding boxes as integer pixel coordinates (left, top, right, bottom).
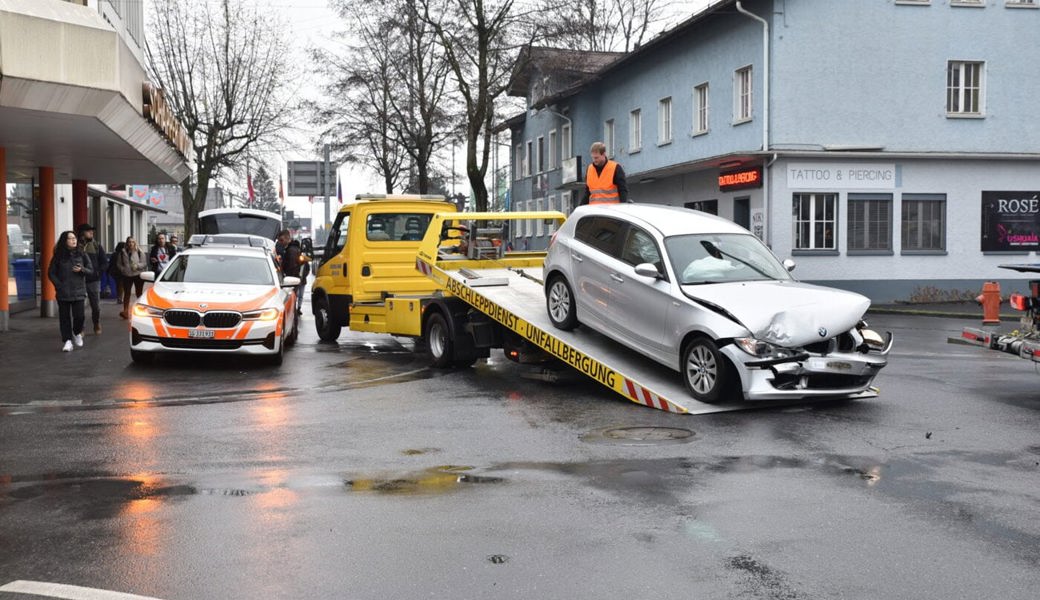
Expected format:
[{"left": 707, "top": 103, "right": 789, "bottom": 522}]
[{"left": 13, "top": 258, "right": 35, "bottom": 301}]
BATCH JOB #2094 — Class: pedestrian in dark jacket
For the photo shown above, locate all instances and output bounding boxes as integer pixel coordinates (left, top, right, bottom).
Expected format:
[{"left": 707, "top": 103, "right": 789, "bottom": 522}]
[
  {"left": 276, "top": 229, "right": 307, "bottom": 313},
  {"left": 148, "top": 233, "right": 177, "bottom": 279},
  {"left": 76, "top": 223, "right": 107, "bottom": 334},
  {"left": 48, "top": 230, "right": 93, "bottom": 352},
  {"left": 108, "top": 241, "right": 126, "bottom": 305}
]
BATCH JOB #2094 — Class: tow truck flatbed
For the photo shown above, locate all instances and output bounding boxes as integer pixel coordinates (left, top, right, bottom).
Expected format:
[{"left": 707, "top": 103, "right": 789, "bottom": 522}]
[{"left": 416, "top": 214, "right": 879, "bottom": 414}]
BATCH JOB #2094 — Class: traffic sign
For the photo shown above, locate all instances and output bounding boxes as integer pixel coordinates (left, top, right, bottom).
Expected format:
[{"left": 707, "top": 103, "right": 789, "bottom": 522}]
[{"left": 287, "top": 161, "right": 335, "bottom": 197}]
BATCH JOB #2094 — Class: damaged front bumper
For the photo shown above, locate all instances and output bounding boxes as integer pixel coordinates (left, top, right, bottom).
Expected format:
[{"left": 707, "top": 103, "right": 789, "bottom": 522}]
[{"left": 722, "top": 331, "right": 894, "bottom": 400}]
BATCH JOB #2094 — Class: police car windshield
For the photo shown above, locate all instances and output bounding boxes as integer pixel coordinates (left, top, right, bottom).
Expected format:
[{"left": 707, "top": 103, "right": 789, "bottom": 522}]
[{"left": 160, "top": 255, "right": 274, "bottom": 285}]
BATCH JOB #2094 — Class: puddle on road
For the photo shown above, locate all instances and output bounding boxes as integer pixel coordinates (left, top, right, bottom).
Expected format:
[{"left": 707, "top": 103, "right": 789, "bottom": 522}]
[{"left": 345, "top": 465, "right": 505, "bottom": 495}]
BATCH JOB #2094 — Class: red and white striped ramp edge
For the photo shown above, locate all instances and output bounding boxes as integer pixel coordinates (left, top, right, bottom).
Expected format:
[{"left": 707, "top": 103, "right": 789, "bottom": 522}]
[{"left": 624, "top": 377, "right": 685, "bottom": 413}]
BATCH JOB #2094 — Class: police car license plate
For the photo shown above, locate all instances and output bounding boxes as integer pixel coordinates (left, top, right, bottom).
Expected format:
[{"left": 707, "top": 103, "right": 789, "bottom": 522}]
[{"left": 189, "top": 329, "right": 214, "bottom": 339}]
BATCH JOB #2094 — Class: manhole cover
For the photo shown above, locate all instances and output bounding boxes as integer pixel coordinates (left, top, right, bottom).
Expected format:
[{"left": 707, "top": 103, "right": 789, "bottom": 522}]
[{"left": 581, "top": 426, "right": 695, "bottom": 445}]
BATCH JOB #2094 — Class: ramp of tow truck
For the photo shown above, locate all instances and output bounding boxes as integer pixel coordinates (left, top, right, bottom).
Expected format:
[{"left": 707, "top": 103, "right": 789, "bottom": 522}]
[{"left": 432, "top": 265, "right": 875, "bottom": 415}]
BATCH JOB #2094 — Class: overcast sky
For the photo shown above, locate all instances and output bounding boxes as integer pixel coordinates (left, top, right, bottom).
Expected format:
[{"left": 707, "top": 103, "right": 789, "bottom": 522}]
[{"left": 260, "top": 0, "right": 716, "bottom": 222}]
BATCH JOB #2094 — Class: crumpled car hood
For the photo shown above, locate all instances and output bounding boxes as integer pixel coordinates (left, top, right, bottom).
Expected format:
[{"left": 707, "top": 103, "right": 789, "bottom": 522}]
[{"left": 680, "top": 280, "right": 870, "bottom": 347}]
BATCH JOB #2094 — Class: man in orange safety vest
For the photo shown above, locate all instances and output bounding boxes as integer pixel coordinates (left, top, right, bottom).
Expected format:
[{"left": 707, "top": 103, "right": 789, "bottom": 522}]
[{"left": 580, "top": 141, "right": 629, "bottom": 205}]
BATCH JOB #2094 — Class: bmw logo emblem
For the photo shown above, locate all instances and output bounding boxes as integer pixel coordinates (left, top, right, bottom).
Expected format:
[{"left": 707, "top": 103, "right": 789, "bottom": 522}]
[
  {"left": 199, "top": 303, "right": 208, "bottom": 309},
  {"left": 818, "top": 327, "right": 828, "bottom": 337}
]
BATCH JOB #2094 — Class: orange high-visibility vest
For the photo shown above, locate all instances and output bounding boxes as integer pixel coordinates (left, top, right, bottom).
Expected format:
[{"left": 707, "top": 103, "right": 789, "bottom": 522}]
[{"left": 586, "top": 161, "right": 620, "bottom": 204}]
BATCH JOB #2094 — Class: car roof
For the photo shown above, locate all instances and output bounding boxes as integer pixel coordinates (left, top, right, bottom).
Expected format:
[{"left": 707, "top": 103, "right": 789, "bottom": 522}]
[
  {"left": 574, "top": 203, "right": 751, "bottom": 237},
  {"left": 177, "top": 245, "right": 273, "bottom": 259}
]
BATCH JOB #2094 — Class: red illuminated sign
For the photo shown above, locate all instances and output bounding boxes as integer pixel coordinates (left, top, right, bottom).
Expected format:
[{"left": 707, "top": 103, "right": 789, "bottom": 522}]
[{"left": 718, "top": 167, "right": 762, "bottom": 192}]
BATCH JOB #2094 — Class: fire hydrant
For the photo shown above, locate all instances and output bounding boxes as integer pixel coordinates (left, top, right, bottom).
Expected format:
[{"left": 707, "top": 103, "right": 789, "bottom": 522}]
[{"left": 976, "top": 281, "right": 1001, "bottom": 325}]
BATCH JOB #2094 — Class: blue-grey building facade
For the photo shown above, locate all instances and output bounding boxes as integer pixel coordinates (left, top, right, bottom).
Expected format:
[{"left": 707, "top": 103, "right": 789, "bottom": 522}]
[{"left": 503, "top": 0, "right": 1040, "bottom": 302}]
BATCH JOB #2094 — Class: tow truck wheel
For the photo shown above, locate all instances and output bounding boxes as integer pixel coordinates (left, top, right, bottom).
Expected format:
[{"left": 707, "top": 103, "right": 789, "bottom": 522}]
[
  {"left": 425, "top": 312, "right": 454, "bottom": 368},
  {"left": 681, "top": 338, "right": 732, "bottom": 404},
  {"left": 546, "top": 276, "right": 578, "bottom": 331},
  {"left": 314, "top": 295, "right": 341, "bottom": 342}
]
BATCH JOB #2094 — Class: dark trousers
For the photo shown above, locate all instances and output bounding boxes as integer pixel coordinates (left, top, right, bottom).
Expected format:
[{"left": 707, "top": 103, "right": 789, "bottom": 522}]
[
  {"left": 58, "top": 299, "right": 85, "bottom": 342},
  {"left": 85, "top": 281, "right": 101, "bottom": 326},
  {"left": 122, "top": 276, "right": 144, "bottom": 314}
]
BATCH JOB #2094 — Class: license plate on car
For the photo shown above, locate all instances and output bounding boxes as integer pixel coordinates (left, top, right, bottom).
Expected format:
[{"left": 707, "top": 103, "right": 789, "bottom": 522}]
[{"left": 188, "top": 329, "right": 214, "bottom": 339}]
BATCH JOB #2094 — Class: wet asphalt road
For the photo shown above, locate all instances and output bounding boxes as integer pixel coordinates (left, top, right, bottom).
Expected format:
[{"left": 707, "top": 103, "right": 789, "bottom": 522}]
[{"left": 1, "top": 310, "right": 1039, "bottom": 599}]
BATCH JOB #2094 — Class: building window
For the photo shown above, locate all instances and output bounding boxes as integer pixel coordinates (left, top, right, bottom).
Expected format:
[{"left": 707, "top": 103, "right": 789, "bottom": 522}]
[
  {"left": 604, "top": 119, "right": 615, "bottom": 157},
  {"left": 548, "top": 129, "right": 557, "bottom": 169},
  {"left": 947, "top": 61, "right": 984, "bottom": 116},
  {"left": 561, "top": 123, "right": 572, "bottom": 159},
  {"left": 657, "top": 97, "right": 672, "bottom": 145},
  {"left": 1006, "top": 0, "right": 1037, "bottom": 6},
  {"left": 629, "top": 109, "right": 642, "bottom": 152},
  {"left": 536, "top": 198, "right": 545, "bottom": 237},
  {"left": 951, "top": 0, "right": 984, "bottom": 6},
  {"left": 734, "top": 66, "right": 753, "bottom": 123},
  {"left": 514, "top": 145, "right": 522, "bottom": 180},
  {"left": 561, "top": 191, "right": 574, "bottom": 215},
  {"left": 793, "top": 193, "right": 837, "bottom": 250},
  {"left": 848, "top": 194, "right": 893, "bottom": 252},
  {"left": 694, "top": 83, "right": 709, "bottom": 135},
  {"left": 524, "top": 140, "right": 532, "bottom": 177},
  {"left": 536, "top": 136, "right": 545, "bottom": 173},
  {"left": 547, "top": 195, "right": 558, "bottom": 233},
  {"left": 901, "top": 194, "right": 946, "bottom": 252}
]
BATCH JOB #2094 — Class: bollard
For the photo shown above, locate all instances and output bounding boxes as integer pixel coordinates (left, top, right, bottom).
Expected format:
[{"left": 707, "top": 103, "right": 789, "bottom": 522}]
[{"left": 976, "top": 281, "right": 1001, "bottom": 325}]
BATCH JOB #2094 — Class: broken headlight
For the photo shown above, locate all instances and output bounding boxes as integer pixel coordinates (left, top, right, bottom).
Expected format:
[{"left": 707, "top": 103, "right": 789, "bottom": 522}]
[{"left": 735, "top": 337, "right": 797, "bottom": 359}]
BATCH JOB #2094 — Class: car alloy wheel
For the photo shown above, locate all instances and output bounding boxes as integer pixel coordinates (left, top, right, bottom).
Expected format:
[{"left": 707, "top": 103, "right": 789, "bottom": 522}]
[
  {"left": 546, "top": 276, "right": 578, "bottom": 331},
  {"left": 682, "top": 338, "right": 731, "bottom": 404}
]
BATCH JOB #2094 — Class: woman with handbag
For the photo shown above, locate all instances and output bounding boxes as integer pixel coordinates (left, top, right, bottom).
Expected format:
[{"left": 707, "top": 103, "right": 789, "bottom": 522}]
[{"left": 117, "top": 236, "right": 148, "bottom": 319}]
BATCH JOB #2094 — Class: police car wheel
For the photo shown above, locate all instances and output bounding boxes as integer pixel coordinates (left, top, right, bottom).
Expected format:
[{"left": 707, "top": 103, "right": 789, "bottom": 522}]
[
  {"left": 681, "top": 338, "right": 732, "bottom": 404},
  {"left": 546, "top": 276, "right": 578, "bottom": 331}
]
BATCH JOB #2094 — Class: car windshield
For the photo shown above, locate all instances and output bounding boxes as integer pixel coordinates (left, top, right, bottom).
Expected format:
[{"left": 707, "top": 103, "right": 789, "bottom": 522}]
[
  {"left": 159, "top": 254, "right": 274, "bottom": 285},
  {"left": 665, "top": 233, "right": 791, "bottom": 284}
]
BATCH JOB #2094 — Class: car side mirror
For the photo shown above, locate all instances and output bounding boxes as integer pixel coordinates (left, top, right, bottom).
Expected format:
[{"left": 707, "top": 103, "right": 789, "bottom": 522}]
[
  {"left": 783, "top": 258, "right": 796, "bottom": 272},
  {"left": 634, "top": 263, "right": 662, "bottom": 279},
  {"left": 140, "top": 271, "right": 155, "bottom": 282},
  {"left": 282, "top": 276, "right": 301, "bottom": 287},
  {"left": 301, "top": 237, "right": 314, "bottom": 256}
]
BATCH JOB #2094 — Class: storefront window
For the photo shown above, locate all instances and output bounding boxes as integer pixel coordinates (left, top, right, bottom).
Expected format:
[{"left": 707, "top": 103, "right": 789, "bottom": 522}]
[{"left": 6, "top": 182, "right": 37, "bottom": 312}]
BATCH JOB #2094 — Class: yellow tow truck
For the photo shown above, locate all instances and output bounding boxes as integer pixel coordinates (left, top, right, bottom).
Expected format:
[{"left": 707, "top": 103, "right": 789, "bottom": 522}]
[{"left": 310, "top": 194, "right": 565, "bottom": 367}]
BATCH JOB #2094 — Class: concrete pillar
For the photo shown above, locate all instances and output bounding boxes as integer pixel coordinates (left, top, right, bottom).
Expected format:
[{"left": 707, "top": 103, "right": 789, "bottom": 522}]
[
  {"left": 72, "top": 179, "right": 88, "bottom": 228},
  {"left": 40, "top": 166, "right": 56, "bottom": 318},
  {"left": 0, "top": 147, "right": 8, "bottom": 331}
]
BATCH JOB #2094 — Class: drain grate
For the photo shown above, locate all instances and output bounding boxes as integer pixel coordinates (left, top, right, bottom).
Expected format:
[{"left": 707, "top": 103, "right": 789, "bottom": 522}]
[{"left": 581, "top": 426, "right": 695, "bottom": 445}]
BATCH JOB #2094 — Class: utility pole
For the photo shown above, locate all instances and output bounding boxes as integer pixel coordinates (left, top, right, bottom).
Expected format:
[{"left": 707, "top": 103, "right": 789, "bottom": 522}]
[{"left": 323, "top": 144, "right": 331, "bottom": 232}]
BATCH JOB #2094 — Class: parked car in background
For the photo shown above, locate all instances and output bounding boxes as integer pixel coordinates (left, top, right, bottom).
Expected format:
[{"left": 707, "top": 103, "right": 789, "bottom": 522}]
[
  {"left": 7, "top": 224, "right": 31, "bottom": 258},
  {"left": 543, "top": 204, "right": 892, "bottom": 403},
  {"left": 128, "top": 235, "right": 300, "bottom": 366}
]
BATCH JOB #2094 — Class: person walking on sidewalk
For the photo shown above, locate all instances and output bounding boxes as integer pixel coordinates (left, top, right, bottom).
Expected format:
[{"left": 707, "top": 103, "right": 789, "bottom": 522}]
[
  {"left": 117, "top": 236, "right": 148, "bottom": 319},
  {"left": 148, "top": 233, "right": 177, "bottom": 280},
  {"left": 108, "top": 240, "right": 126, "bottom": 305},
  {"left": 76, "top": 223, "right": 107, "bottom": 334},
  {"left": 48, "top": 230, "right": 93, "bottom": 352}
]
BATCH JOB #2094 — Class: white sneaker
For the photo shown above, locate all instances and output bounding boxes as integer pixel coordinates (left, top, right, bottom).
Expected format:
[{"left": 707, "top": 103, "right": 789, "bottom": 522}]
[
  {"left": 73, "top": 334, "right": 84, "bottom": 347},
  {"left": 62, "top": 340, "right": 73, "bottom": 352}
]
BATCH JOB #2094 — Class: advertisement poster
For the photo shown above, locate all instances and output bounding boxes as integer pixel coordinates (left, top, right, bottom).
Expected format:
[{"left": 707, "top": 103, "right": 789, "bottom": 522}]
[{"left": 981, "top": 191, "right": 1040, "bottom": 252}]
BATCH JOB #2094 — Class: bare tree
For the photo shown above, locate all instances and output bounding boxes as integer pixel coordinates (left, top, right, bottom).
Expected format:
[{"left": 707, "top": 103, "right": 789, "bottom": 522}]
[
  {"left": 314, "top": 0, "right": 457, "bottom": 195},
  {"left": 145, "top": 0, "right": 295, "bottom": 237},
  {"left": 419, "top": 0, "right": 537, "bottom": 212},
  {"left": 536, "top": 0, "right": 670, "bottom": 52}
]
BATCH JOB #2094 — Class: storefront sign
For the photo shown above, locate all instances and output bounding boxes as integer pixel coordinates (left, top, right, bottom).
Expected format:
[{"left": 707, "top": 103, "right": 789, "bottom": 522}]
[
  {"left": 142, "top": 83, "right": 192, "bottom": 159},
  {"left": 981, "top": 191, "right": 1040, "bottom": 251},
  {"left": 787, "top": 162, "right": 895, "bottom": 190},
  {"left": 718, "top": 167, "right": 762, "bottom": 192}
]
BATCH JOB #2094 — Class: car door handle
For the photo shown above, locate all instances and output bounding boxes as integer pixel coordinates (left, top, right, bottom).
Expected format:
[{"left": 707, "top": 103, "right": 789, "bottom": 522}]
[
  {"left": 610, "top": 273, "right": 624, "bottom": 283},
  {"left": 571, "top": 253, "right": 583, "bottom": 262}
]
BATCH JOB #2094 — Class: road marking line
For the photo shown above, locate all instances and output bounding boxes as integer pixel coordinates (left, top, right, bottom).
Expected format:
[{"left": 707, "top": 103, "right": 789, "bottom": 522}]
[{"left": 0, "top": 580, "right": 165, "bottom": 600}]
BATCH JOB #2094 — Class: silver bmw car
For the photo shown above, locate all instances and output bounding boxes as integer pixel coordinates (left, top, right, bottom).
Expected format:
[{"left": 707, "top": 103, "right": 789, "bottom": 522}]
[{"left": 543, "top": 204, "right": 892, "bottom": 403}]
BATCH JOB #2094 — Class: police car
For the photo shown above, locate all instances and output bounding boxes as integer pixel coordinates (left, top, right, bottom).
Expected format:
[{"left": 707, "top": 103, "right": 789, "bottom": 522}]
[{"left": 128, "top": 235, "right": 300, "bottom": 365}]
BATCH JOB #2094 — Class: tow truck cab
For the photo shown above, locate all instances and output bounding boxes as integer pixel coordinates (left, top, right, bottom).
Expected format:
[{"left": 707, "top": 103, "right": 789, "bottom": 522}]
[{"left": 311, "top": 194, "right": 458, "bottom": 341}]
